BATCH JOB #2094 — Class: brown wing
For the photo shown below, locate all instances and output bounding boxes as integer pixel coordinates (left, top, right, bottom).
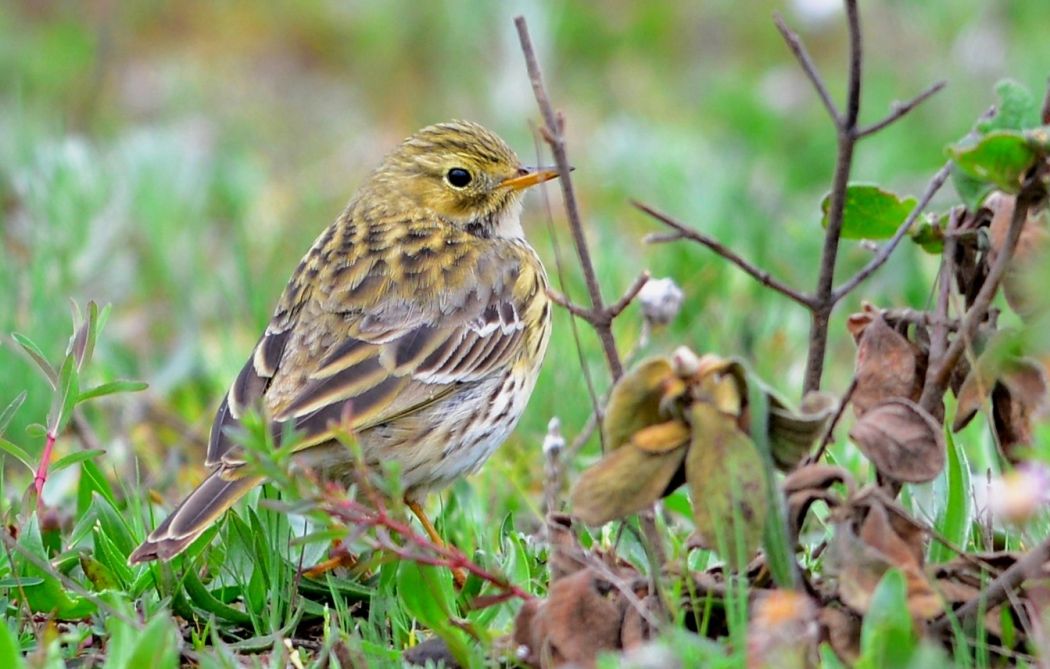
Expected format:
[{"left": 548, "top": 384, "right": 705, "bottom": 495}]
[{"left": 205, "top": 221, "right": 540, "bottom": 469}]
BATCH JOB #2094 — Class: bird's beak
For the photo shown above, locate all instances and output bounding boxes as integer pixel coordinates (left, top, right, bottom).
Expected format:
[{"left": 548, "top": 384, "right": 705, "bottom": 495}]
[{"left": 500, "top": 166, "right": 562, "bottom": 191}]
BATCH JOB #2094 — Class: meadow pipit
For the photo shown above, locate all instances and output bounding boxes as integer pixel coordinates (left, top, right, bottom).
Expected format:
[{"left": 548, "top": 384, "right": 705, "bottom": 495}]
[{"left": 130, "top": 120, "right": 556, "bottom": 563}]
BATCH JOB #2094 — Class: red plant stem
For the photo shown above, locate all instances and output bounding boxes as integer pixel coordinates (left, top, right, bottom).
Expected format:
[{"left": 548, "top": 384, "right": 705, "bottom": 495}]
[
  {"left": 33, "top": 431, "right": 57, "bottom": 499},
  {"left": 330, "top": 498, "right": 534, "bottom": 602}
]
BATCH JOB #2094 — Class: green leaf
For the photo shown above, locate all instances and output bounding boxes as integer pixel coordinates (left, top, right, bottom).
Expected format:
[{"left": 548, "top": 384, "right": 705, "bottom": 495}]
[
  {"left": 949, "top": 163, "right": 997, "bottom": 210},
  {"left": 909, "top": 213, "right": 947, "bottom": 255},
  {"left": 11, "top": 333, "right": 58, "bottom": 387},
  {"left": 0, "top": 619, "right": 26, "bottom": 669},
  {"left": 686, "top": 403, "right": 768, "bottom": 570},
  {"left": 857, "top": 569, "right": 917, "bottom": 669},
  {"left": 821, "top": 184, "right": 917, "bottom": 240},
  {"left": 978, "top": 79, "right": 1041, "bottom": 133},
  {"left": 15, "top": 515, "right": 97, "bottom": 619},
  {"left": 929, "top": 431, "right": 971, "bottom": 564},
  {"left": 77, "top": 459, "right": 117, "bottom": 517},
  {"left": 182, "top": 568, "right": 253, "bottom": 625},
  {"left": 126, "top": 613, "right": 179, "bottom": 669},
  {"left": 748, "top": 376, "right": 798, "bottom": 588},
  {"left": 91, "top": 492, "right": 137, "bottom": 558},
  {"left": 948, "top": 130, "right": 1037, "bottom": 193},
  {"left": 50, "top": 449, "right": 105, "bottom": 475},
  {"left": 77, "top": 380, "right": 148, "bottom": 404},
  {"left": 46, "top": 353, "right": 79, "bottom": 435},
  {"left": 0, "top": 437, "right": 35, "bottom": 474},
  {"left": 0, "top": 577, "right": 45, "bottom": 588},
  {"left": 0, "top": 391, "right": 26, "bottom": 436},
  {"left": 396, "top": 561, "right": 471, "bottom": 664}
]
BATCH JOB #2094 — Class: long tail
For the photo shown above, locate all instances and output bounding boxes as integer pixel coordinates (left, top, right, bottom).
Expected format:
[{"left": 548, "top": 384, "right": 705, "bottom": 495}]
[{"left": 128, "top": 471, "right": 263, "bottom": 564}]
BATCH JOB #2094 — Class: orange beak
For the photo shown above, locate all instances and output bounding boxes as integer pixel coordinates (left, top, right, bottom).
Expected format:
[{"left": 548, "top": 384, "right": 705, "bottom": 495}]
[{"left": 500, "top": 166, "right": 562, "bottom": 191}]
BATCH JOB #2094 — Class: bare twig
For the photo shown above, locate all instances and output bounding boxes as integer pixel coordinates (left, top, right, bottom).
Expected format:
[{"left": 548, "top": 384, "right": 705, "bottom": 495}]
[
  {"left": 804, "top": 378, "right": 858, "bottom": 466},
  {"left": 856, "top": 81, "right": 947, "bottom": 138},
  {"left": 801, "top": 0, "right": 862, "bottom": 394},
  {"left": 928, "top": 535, "right": 1050, "bottom": 637},
  {"left": 322, "top": 492, "right": 534, "bottom": 604},
  {"left": 925, "top": 209, "right": 961, "bottom": 377},
  {"left": 547, "top": 271, "right": 651, "bottom": 325},
  {"left": 515, "top": 16, "right": 625, "bottom": 380},
  {"left": 635, "top": 201, "right": 812, "bottom": 308},
  {"left": 831, "top": 162, "right": 953, "bottom": 302},
  {"left": 920, "top": 183, "right": 1041, "bottom": 410},
  {"left": 772, "top": 13, "right": 840, "bottom": 124}
]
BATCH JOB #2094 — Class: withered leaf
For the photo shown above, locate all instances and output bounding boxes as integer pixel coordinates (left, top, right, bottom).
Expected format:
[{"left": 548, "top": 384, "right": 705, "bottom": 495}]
[
  {"left": 857, "top": 504, "right": 941, "bottom": 619},
  {"left": 992, "top": 360, "right": 1049, "bottom": 459},
  {"left": 748, "top": 590, "right": 818, "bottom": 669},
  {"left": 783, "top": 464, "right": 855, "bottom": 497},
  {"left": 849, "top": 399, "right": 945, "bottom": 483},
  {"left": 851, "top": 313, "right": 923, "bottom": 417},
  {"left": 830, "top": 502, "right": 941, "bottom": 619},
  {"left": 767, "top": 390, "right": 838, "bottom": 469},
  {"left": 986, "top": 192, "right": 1050, "bottom": 318},
  {"left": 512, "top": 568, "right": 626, "bottom": 669},
  {"left": 686, "top": 402, "right": 767, "bottom": 568},
  {"left": 819, "top": 606, "right": 862, "bottom": 666},
  {"left": 603, "top": 357, "right": 677, "bottom": 450},
  {"left": 631, "top": 420, "right": 690, "bottom": 454},
  {"left": 570, "top": 438, "right": 687, "bottom": 526}
]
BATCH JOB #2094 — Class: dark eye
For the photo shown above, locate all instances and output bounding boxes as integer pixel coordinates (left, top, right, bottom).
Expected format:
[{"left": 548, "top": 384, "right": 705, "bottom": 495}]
[{"left": 446, "top": 168, "right": 472, "bottom": 188}]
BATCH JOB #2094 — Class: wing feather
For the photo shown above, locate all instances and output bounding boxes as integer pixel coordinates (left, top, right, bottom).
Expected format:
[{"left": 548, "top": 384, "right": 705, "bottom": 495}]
[{"left": 204, "top": 220, "right": 539, "bottom": 469}]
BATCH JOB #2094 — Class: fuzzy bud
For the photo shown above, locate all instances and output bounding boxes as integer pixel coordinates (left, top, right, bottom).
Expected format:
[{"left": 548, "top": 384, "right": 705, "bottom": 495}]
[{"left": 638, "top": 277, "right": 684, "bottom": 326}]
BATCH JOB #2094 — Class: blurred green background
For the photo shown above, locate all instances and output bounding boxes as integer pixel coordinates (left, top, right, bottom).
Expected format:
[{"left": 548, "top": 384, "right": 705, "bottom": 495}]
[{"left": 2, "top": 0, "right": 1048, "bottom": 509}]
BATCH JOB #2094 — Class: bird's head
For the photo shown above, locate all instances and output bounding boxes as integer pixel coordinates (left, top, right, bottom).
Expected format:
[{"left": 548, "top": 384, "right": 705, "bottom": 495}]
[{"left": 365, "top": 120, "right": 559, "bottom": 238}]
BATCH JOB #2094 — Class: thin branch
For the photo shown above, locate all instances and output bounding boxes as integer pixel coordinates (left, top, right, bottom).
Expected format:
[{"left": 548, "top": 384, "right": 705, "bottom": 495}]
[
  {"left": 547, "top": 271, "right": 650, "bottom": 325},
  {"left": 772, "top": 12, "right": 840, "bottom": 125},
  {"left": 607, "top": 271, "right": 651, "bottom": 319},
  {"left": 801, "top": 0, "right": 862, "bottom": 394},
  {"left": 920, "top": 185, "right": 1039, "bottom": 410},
  {"left": 804, "top": 378, "right": 857, "bottom": 466},
  {"left": 515, "top": 16, "right": 624, "bottom": 380},
  {"left": 634, "top": 201, "right": 813, "bottom": 308},
  {"left": 928, "top": 535, "right": 1050, "bottom": 637},
  {"left": 831, "top": 162, "right": 953, "bottom": 302},
  {"left": 546, "top": 288, "right": 592, "bottom": 320},
  {"left": 856, "top": 81, "right": 947, "bottom": 138}
]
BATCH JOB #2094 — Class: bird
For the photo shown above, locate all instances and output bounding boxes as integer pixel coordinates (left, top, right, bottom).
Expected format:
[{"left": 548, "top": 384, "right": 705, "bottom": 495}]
[{"left": 129, "top": 120, "right": 557, "bottom": 565}]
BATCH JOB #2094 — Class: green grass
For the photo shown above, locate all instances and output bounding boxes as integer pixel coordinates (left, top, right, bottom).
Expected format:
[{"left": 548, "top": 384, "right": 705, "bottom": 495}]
[{"left": 3, "top": 1, "right": 1050, "bottom": 666}]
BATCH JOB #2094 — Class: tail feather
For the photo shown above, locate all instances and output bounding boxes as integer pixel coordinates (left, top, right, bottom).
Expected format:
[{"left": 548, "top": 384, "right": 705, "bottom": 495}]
[{"left": 129, "top": 471, "right": 263, "bottom": 564}]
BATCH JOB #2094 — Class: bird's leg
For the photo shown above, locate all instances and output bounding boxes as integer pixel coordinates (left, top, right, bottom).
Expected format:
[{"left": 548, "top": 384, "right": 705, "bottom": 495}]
[
  {"left": 303, "top": 539, "right": 359, "bottom": 578},
  {"left": 406, "top": 498, "right": 466, "bottom": 588}
]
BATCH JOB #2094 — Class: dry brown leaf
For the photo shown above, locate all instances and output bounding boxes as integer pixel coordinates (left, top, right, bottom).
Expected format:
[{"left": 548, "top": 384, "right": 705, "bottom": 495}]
[
  {"left": 512, "top": 567, "right": 652, "bottom": 669},
  {"left": 986, "top": 192, "right": 1050, "bottom": 318},
  {"left": 747, "top": 590, "right": 818, "bottom": 669},
  {"left": 819, "top": 606, "right": 862, "bottom": 665},
  {"left": 547, "top": 513, "right": 585, "bottom": 582},
  {"left": 849, "top": 399, "right": 945, "bottom": 483},
  {"left": 851, "top": 313, "right": 924, "bottom": 417},
  {"left": 782, "top": 464, "right": 854, "bottom": 497},
  {"left": 856, "top": 503, "right": 941, "bottom": 619},
  {"left": 993, "top": 360, "right": 1050, "bottom": 460}
]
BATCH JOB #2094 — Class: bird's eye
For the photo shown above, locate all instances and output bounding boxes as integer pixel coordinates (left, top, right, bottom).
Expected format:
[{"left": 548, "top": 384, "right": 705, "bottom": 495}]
[{"left": 446, "top": 168, "right": 472, "bottom": 188}]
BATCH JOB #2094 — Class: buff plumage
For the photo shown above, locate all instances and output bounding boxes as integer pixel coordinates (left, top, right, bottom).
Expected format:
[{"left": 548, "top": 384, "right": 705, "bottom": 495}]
[{"left": 130, "top": 121, "right": 555, "bottom": 563}]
